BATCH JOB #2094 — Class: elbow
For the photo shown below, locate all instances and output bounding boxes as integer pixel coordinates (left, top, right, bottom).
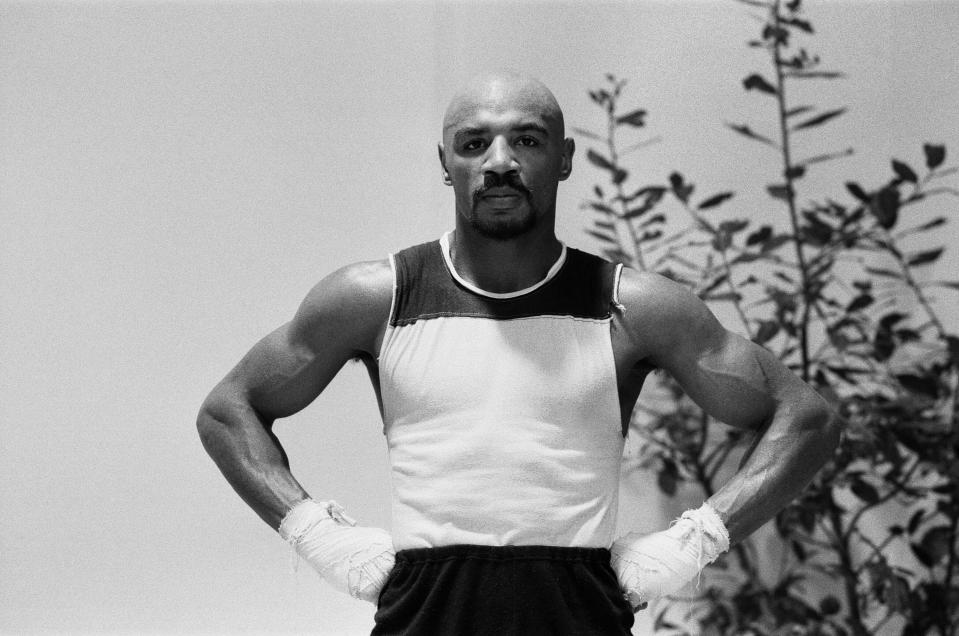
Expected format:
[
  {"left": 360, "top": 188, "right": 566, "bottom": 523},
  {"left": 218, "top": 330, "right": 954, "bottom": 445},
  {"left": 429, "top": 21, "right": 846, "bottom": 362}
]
[
  {"left": 196, "top": 396, "right": 221, "bottom": 455},
  {"left": 195, "top": 388, "right": 271, "bottom": 455},
  {"left": 196, "top": 390, "right": 236, "bottom": 456}
]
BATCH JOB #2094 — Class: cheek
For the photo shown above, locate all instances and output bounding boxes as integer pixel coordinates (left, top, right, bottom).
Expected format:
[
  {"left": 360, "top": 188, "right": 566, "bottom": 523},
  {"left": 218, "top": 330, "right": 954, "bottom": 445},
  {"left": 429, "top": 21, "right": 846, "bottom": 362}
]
[{"left": 449, "top": 162, "right": 479, "bottom": 184}]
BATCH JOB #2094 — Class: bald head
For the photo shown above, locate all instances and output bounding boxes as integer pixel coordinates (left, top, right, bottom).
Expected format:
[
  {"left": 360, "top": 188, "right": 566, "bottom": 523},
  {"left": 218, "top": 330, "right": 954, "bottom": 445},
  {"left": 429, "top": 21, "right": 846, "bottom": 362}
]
[
  {"left": 437, "top": 72, "right": 575, "bottom": 240},
  {"left": 442, "top": 72, "right": 565, "bottom": 142}
]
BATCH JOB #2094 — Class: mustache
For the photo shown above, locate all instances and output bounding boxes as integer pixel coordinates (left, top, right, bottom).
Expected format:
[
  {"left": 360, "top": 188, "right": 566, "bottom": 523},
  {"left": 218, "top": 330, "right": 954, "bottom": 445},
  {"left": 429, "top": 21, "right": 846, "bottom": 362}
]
[{"left": 473, "top": 172, "right": 532, "bottom": 201}]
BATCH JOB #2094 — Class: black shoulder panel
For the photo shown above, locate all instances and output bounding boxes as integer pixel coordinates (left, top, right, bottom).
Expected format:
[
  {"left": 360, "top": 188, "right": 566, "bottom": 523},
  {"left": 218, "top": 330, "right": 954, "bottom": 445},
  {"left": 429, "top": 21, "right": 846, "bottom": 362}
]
[{"left": 390, "top": 241, "right": 618, "bottom": 326}]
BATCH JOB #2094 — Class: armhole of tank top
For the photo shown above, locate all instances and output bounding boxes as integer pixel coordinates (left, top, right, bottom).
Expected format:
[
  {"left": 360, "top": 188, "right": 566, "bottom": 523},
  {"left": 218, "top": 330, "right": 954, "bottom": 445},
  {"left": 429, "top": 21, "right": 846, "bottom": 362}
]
[
  {"left": 377, "top": 253, "right": 399, "bottom": 362},
  {"left": 611, "top": 262, "right": 625, "bottom": 313}
]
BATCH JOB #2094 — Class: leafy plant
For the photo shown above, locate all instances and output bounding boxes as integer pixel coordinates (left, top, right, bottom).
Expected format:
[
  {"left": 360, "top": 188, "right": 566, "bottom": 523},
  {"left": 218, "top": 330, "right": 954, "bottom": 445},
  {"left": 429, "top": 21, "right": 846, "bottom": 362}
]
[{"left": 579, "top": 1, "right": 959, "bottom": 634}]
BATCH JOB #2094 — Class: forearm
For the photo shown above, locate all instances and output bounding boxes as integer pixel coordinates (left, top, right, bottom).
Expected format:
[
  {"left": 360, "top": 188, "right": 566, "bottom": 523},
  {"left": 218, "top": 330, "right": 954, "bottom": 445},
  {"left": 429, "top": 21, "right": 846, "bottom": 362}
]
[
  {"left": 706, "top": 398, "right": 841, "bottom": 545},
  {"left": 197, "top": 389, "right": 309, "bottom": 529}
]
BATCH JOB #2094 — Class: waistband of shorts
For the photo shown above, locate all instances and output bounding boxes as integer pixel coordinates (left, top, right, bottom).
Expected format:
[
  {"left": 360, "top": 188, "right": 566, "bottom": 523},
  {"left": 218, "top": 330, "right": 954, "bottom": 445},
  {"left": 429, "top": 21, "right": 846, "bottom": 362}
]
[{"left": 394, "top": 544, "right": 612, "bottom": 565}]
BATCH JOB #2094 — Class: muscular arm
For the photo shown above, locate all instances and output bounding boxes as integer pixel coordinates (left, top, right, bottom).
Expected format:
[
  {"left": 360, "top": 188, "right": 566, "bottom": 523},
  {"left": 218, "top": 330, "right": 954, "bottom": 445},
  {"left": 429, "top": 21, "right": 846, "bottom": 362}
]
[
  {"left": 196, "top": 260, "right": 393, "bottom": 529},
  {"left": 617, "top": 268, "right": 841, "bottom": 545}
]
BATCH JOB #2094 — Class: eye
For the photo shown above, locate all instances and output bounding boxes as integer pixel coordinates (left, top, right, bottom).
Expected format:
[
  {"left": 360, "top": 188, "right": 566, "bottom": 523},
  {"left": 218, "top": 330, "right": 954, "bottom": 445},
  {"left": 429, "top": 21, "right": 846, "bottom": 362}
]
[
  {"left": 516, "top": 135, "right": 540, "bottom": 147},
  {"left": 462, "top": 138, "right": 487, "bottom": 151}
]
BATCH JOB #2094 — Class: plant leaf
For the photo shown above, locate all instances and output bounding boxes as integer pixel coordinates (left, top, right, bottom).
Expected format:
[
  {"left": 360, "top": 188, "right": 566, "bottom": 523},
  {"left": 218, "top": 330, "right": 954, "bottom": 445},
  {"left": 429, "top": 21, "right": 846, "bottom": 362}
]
[
  {"left": 572, "top": 127, "right": 604, "bottom": 142},
  {"left": 782, "top": 16, "right": 813, "bottom": 33},
  {"left": 742, "top": 73, "right": 778, "bottom": 95},
  {"left": 622, "top": 205, "right": 653, "bottom": 220},
  {"left": 638, "top": 213, "right": 666, "bottom": 228},
  {"left": 725, "top": 122, "right": 776, "bottom": 147},
  {"left": 845, "top": 181, "right": 869, "bottom": 202},
  {"left": 896, "top": 373, "right": 940, "bottom": 399},
  {"left": 657, "top": 459, "right": 678, "bottom": 496},
  {"left": 786, "top": 70, "right": 844, "bottom": 79},
  {"left": 753, "top": 320, "right": 780, "bottom": 345},
  {"left": 767, "top": 183, "right": 791, "bottom": 201},
  {"left": 586, "top": 149, "right": 615, "bottom": 171},
  {"left": 870, "top": 186, "right": 900, "bottom": 229},
  {"left": 785, "top": 105, "right": 815, "bottom": 118},
  {"left": 719, "top": 219, "right": 750, "bottom": 235},
  {"left": 919, "top": 526, "right": 953, "bottom": 564},
  {"left": 785, "top": 165, "right": 806, "bottom": 179},
  {"left": 799, "top": 147, "right": 855, "bottom": 166},
  {"left": 586, "top": 229, "right": 618, "bottom": 244},
  {"left": 850, "top": 479, "right": 880, "bottom": 505},
  {"left": 865, "top": 266, "right": 902, "bottom": 279},
  {"left": 763, "top": 235, "right": 792, "bottom": 252},
  {"left": 586, "top": 201, "right": 615, "bottom": 215},
  {"left": 819, "top": 596, "right": 841, "bottom": 616},
  {"left": 698, "top": 192, "right": 735, "bottom": 210},
  {"left": 892, "top": 159, "right": 918, "bottom": 183},
  {"left": 907, "top": 247, "right": 944, "bottom": 267},
  {"left": 913, "top": 217, "right": 946, "bottom": 232},
  {"left": 846, "top": 294, "right": 874, "bottom": 312},
  {"left": 669, "top": 172, "right": 694, "bottom": 204},
  {"left": 622, "top": 185, "right": 667, "bottom": 203},
  {"left": 791, "top": 108, "right": 847, "bottom": 132},
  {"left": 747, "top": 225, "right": 773, "bottom": 246},
  {"left": 908, "top": 509, "right": 925, "bottom": 534},
  {"left": 602, "top": 248, "right": 630, "bottom": 263},
  {"left": 704, "top": 291, "right": 743, "bottom": 303},
  {"left": 615, "top": 109, "right": 647, "bottom": 128},
  {"left": 923, "top": 143, "right": 946, "bottom": 169}
]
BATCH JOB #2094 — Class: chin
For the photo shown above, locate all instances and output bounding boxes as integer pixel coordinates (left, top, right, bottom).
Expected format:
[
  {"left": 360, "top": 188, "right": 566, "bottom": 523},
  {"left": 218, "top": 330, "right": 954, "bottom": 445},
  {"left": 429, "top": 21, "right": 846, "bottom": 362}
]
[{"left": 469, "top": 212, "right": 538, "bottom": 240}]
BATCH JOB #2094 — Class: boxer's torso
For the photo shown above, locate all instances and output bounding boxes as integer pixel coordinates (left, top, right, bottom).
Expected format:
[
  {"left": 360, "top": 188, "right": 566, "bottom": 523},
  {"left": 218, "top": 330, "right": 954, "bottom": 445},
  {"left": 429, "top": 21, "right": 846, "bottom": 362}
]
[{"left": 377, "top": 233, "right": 629, "bottom": 550}]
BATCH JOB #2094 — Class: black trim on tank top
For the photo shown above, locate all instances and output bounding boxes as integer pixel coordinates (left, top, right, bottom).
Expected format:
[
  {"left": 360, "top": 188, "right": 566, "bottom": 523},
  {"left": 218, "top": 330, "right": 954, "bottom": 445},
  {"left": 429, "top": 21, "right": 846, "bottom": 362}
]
[{"left": 389, "top": 240, "right": 618, "bottom": 327}]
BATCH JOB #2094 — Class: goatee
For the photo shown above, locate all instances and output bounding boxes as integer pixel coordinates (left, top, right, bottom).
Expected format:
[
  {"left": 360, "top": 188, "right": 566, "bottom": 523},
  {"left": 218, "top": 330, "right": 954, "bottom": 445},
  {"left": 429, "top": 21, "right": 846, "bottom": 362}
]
[{"left": 469, "top": 173, "right": 537, "bottom": 240}]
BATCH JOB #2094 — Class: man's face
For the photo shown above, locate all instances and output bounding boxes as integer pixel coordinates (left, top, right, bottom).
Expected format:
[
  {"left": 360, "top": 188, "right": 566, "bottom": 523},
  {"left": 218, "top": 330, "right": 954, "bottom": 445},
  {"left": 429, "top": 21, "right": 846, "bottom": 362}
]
[{"left": 439, "top": 79, "right": 574, "bottom": 240}]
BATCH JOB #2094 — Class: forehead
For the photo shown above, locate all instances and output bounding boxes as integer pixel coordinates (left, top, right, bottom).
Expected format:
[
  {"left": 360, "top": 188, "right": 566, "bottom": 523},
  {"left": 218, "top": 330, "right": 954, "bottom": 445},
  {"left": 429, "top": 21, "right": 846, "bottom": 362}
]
[{"left": 443, "top": 80, "right": 562, "bottom": 139}]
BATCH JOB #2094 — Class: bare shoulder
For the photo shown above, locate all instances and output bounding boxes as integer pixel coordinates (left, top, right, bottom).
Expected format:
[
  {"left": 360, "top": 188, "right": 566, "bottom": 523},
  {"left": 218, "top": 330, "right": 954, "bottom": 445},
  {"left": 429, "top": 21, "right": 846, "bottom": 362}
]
[
  {"left": 290, "top": 258, "right": 394, "bottom": 357},
  {"left": 615, "top": 266, "right": 727, "bottom": 364},
  {"left": 616, "top": 266, "right": 700, "bottom": 313}
]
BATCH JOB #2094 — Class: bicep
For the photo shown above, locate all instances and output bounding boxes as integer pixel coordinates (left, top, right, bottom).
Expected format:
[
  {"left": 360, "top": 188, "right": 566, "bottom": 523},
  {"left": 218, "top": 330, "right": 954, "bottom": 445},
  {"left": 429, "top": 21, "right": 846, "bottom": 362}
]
[
  {"left": 218, "top": 260, "right": 392, "bottom": 423},
  {"left": 224, "top": 321, "right": 349, "bottom": 422},
  {"left": 665, "top": 330, "right": 788, "bottom": 429},
  {"left": 636, "top": 278, "right": 808, "bottom": 430}
]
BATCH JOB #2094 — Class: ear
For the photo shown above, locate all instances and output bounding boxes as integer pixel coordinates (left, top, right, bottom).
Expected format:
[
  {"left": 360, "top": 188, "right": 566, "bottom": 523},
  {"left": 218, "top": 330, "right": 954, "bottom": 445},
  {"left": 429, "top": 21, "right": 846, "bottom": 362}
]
[
  {"left": 558, "top": 137, "right": 575, "bottom": 181},
  {"left": 437, "top": 143, "right": 452, "bottom": 185}
]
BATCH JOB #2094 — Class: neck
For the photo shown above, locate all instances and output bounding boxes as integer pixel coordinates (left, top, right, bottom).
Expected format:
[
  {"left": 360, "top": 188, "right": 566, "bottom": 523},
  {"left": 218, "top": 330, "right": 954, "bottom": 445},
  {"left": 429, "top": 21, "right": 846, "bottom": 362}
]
[{"left": 449, "top": 220, "right": 563, "bottom": 294}]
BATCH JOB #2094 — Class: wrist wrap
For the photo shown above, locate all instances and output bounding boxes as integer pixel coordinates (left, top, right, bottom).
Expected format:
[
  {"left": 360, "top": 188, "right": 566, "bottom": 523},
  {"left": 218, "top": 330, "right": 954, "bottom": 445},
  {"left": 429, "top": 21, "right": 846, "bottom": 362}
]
[
  {"left": 279, "top": 499, "right": 395, "bottom": 603},
  {"left": 610, "top": 502, "right": 730, "bottom": 608}
]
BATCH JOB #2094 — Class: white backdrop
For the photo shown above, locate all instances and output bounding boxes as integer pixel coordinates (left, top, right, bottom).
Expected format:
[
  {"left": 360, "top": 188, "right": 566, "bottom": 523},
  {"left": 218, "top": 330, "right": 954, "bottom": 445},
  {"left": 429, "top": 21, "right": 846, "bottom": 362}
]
[{"left": 2, "top": 1, "right": 957, "bottom": 633}]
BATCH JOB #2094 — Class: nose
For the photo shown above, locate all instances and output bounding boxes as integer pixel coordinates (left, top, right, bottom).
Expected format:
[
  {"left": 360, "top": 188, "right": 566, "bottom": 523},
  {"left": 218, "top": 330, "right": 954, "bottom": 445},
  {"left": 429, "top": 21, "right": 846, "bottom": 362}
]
[{"left": 482, "top": 136, "right": 518, "bottom": 177}]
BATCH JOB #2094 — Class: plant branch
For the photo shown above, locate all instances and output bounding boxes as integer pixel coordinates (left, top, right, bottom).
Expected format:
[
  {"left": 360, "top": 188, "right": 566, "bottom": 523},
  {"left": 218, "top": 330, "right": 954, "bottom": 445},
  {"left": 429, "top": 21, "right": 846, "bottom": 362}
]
[
  {"left": 770, "top": 1, "right": 812, "bottom": 381},
  {"left": 826, "top": 505, "right": 870, "bottom": 636},
  {"left": 606, "top": 108, "right": 648, "bottom": 271}
]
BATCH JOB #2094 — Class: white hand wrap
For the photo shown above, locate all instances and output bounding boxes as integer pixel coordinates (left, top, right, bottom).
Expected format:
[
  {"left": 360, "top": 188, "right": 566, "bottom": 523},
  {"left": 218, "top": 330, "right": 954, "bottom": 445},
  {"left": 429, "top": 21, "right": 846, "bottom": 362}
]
[
  {"left": 610, "top": 503, "right": 730, "bottom": 609},
  {"left": 278, "top": 499, "right": 395, "bottom": 604}
]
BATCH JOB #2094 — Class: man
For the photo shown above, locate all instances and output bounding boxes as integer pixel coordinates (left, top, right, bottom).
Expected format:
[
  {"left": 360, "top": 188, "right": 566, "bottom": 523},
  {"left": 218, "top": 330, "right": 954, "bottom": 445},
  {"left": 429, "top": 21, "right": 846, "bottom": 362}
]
[{"left": 197, "top": 71, "right": 840, "bottom": 634}]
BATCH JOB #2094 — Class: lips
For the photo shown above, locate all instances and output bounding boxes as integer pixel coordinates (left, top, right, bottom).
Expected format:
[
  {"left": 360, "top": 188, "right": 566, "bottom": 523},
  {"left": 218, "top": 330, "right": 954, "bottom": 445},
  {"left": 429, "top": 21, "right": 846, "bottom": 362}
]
[{"left": 482, "top": 188, "right": 524, "bottom": 199}]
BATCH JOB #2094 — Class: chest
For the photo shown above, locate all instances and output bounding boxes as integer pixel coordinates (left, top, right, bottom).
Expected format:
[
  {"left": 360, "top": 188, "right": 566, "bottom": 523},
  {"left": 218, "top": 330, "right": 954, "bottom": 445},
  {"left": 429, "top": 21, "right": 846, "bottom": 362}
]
[{"left": 378, "top": 315, "right": 621, "bottom": 430}]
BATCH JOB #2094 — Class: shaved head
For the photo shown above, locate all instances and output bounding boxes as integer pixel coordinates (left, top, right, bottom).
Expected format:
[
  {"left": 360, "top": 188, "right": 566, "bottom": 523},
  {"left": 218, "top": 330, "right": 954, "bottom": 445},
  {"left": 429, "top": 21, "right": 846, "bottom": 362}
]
[
  {"left": 442, "top": 72, "right": 565, "bottom": 143},
  {"left": 438, "top": 71, "right": 574, "bottom": 241}
]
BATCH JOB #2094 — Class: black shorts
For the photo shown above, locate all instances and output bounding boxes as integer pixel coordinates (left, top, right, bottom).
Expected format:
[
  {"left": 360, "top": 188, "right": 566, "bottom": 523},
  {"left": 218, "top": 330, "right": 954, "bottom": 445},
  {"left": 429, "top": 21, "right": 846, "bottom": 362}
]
[{"left": 371, "top": 544, "right": 634, "bottom": 635}]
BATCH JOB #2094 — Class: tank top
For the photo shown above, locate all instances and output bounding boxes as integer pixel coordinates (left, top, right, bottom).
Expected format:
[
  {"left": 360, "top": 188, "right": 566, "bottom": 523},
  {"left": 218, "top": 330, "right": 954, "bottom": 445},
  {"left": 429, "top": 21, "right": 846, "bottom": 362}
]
[{"left": 378, "top": 232, "right": 625, "bottom": 550}]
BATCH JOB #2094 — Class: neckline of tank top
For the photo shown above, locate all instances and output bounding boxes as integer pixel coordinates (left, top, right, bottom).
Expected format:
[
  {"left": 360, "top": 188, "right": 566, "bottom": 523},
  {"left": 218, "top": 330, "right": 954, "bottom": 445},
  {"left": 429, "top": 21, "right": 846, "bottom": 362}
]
[{"left": 438, "top": 231, "right": 569, "bottom": 300}]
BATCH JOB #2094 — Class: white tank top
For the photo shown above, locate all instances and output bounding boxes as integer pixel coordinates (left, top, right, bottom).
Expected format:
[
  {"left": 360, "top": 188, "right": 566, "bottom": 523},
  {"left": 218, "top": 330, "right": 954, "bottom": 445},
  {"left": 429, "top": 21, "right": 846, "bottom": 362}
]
[{"left": 378, "top": 233, "right": 625, "bottom": 550}]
